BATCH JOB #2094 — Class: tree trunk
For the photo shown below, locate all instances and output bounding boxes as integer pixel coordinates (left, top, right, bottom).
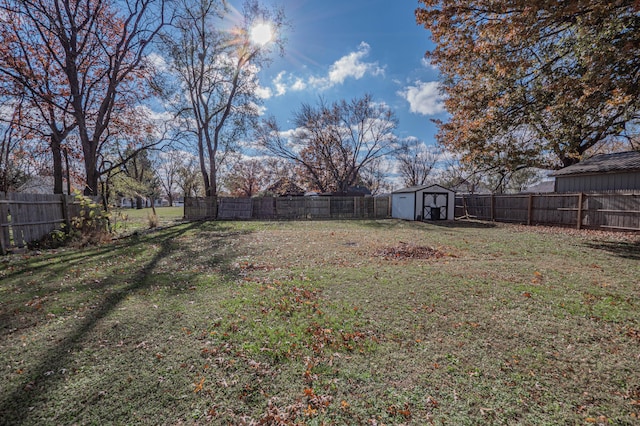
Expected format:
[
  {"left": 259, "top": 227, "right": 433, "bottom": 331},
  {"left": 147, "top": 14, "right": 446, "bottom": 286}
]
[
  {"left": 83, "top": 152, "right": 100, "bottom": 196},
  {"left": 51, "top": 135, "right": 64, "bottom": 194},
  {"left": 136, "top": 196, "right": 143, "bottom": 209},
  {"left": 64, "top": 148, "right": 71, "bottom": 195}
]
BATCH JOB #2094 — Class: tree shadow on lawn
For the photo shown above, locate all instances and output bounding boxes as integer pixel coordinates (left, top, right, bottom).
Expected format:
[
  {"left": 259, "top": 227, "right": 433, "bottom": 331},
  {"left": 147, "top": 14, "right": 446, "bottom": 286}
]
[
  {"left": 583, "top": 239, "right": 640, "bottom": 260},
  {"left": 0, "top": 223, "right": 196, "bottom": 337},
  {"left": 0, "top": 221, "right": 251, "bottom": 424}
]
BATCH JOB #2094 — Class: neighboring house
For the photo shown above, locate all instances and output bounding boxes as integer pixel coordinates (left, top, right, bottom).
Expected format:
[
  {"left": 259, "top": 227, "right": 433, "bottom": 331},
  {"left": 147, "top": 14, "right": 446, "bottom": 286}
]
[
  {"left": 447, "top": 179, "right": 492, "bottom": 195},
  {"left": 522, "top": 180, "right": 555, "bottom": 193},
  {"left": 550, "top": 151, "right": 640, "bottom": 193},
  {"left": 391, "top": 184, "right": 455, "bottom": 221},
  {"left": 16, "top": 176, "right": 55, "bottom": 194},
  {"left": 320, "top": 185, "right": 372, "bottom": 197},
  {"left": 266, "top": 178, "right": 305, "bottom": 197}
]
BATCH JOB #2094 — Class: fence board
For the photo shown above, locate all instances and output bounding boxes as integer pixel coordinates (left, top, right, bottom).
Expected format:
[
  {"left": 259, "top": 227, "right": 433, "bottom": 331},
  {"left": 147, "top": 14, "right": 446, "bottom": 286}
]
[
  {"left": 184, "top": 196, "right": 391, "bottom": 222},
  {"left": 252, "top": 197, "right": 276, "bottom": 219},
  {"left": 0, "top": 193, "right": 91, "bottom": 253},
  {"left": 218, "top": 198, "right": 252, "bottom": 220},
  {"left": 457, "top": 193, "right": 639, "bottom": 231},
  {"left": 184, "top": 197, "right": 216, "bottom": 220}
]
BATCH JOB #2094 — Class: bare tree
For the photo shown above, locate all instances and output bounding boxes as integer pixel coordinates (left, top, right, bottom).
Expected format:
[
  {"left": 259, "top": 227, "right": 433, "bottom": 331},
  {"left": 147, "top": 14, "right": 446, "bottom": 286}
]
[
  {"left": 155, "top": 150, "right": 184, "bottom": 206},
  {"left": 359, "top": 157, "right": 391, "bottom": 195},
  {"left": 0, "top": 9, "right": 77, "bottom": 194},
  {"left": 176, "top": 157, "right": 204, "bottom": 198},
  {"left": 257, "top": 94, "right": 398, "bottom": 193},
  {"left": 161, "top": 0, "right": 286, "bottom": 196},
  {"left": 395, "top": 138, "right": 439, "bottom": 187},
  {"left": 223, "top": 158, "right": 268, "bottom": 197},
  {"left": 1, "top": 0, "right": 169, "bottom": 196},
  {"left": 0, "top": 96, "right": 30, "bottom": 192}
]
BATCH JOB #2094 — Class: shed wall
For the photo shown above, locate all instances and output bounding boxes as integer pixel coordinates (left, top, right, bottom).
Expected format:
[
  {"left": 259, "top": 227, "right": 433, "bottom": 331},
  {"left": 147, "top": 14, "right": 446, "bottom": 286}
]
[{"left": 391, "top": 193, "right": 416, "bottom": 220}]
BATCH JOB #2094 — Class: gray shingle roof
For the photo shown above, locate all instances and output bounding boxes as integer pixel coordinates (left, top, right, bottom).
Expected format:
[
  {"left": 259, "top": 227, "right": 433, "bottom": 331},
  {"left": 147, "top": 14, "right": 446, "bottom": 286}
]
[{"left": 550, "top": 151, "right": 640, "bottom": 177}]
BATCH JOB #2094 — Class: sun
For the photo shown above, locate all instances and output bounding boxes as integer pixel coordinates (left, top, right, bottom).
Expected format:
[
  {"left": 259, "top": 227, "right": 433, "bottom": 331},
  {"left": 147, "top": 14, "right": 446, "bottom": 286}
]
[{"left": 249, "top": 22, "right": 273, "bottom": 46}]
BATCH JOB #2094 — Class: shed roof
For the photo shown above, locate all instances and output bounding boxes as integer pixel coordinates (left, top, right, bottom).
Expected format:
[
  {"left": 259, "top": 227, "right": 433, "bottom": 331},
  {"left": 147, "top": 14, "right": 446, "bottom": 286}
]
[
  {"left": 392, "top": 184, "right": 453, "bottom": 194},
  {"left": 550, "top": 151, "right": 640, "bottom": 177}
]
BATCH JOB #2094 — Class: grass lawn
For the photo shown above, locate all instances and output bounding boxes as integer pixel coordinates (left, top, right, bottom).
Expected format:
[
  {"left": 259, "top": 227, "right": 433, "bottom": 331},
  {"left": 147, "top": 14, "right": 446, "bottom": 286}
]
[
  {"left": 1, "top": 219, "right": 639, "bottom": 425},
  {"left": 110, "top": 206, "right": 185, "bottom": 235}
]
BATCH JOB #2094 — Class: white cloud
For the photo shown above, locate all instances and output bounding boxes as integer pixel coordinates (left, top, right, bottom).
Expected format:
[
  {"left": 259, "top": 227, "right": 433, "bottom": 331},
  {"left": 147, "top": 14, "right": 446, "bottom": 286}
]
[
  {"left": 273, "top": 71, "right": 288, "bottom": 96},
  {"left": 261, "top": 42, "right": 384, "bottom": 95},
  {"left": 268, "top": 72, "right": 308, "bottom": 97},
  {"left": 310, "top": 42, "right": 385, "bottom": 90},
  {"left": 290, "top": 77, "right": 307, "bottom": 91},
  {"left": 146, "top": 52, "right": 168, "bottom": 72},
  {"left": 255, "top": 85, "right": 273, "bottom": 99},
  {"left": 399, "top": 81, "right": 445, "bottom": 116},
  {"left": 328, "top": 42, "right": 383, "bottom": 84},
  {"left": 421, "top": 57, "right": 438, "bottom": 70}
]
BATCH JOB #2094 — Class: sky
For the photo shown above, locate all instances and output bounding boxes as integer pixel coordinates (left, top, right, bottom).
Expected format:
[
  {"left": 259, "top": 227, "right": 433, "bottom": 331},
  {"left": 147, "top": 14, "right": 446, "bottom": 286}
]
[{"left": 232, "top": 0, "right": 446, "bottom": 149}]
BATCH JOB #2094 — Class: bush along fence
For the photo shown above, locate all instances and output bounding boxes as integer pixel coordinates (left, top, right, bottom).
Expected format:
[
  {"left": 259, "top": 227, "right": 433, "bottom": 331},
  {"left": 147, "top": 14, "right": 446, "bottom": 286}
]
[
  {"left": 0, "top": 192, "right": 100, "bottom": 254},
  {"left": 456, "top": 193, "right": 640, "bottom": 231},
  {"left": 185, "top": 196, "right": 391, "bottom": 221}
]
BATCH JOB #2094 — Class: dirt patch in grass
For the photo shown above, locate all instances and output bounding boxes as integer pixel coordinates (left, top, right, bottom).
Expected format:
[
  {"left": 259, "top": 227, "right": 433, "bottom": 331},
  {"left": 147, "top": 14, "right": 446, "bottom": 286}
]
[{"left": 372, "top": 242, "right": 447, "bottom": 260}]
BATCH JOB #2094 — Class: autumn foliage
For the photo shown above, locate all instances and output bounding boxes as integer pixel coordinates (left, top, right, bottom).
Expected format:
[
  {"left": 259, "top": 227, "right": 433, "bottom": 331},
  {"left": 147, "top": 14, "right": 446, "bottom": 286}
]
[{"left": 416, "top": 1, "right": 640, "bottom": 171}]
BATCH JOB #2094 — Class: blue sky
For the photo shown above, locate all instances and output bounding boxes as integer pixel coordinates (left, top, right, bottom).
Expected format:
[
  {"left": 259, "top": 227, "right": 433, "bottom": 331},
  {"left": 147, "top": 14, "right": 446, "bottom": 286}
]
[{"left": 238, "top": 0, "right": 446, "bottom": 148}]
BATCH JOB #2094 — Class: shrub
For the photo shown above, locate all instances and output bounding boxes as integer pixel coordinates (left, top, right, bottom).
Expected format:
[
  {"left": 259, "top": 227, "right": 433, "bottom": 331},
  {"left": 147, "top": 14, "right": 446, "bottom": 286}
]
[
  {"left": 68, "top": 191, "right": 112, "bottom": 246},
  {"left": 147, "top": 211, "right": 159, "bottom": 228}
]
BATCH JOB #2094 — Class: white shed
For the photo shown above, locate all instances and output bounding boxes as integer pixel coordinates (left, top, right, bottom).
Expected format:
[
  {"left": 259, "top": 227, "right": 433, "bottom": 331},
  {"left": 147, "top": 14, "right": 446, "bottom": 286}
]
[{"left": 391, "top": 184, "right": 455, "bottom": 221}]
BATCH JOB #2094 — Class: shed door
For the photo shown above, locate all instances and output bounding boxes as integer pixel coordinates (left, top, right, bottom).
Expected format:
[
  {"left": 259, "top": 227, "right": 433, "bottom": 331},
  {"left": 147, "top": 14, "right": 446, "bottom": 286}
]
[{"left": 423, "top": 192, "right": 448, "bottom": 220}]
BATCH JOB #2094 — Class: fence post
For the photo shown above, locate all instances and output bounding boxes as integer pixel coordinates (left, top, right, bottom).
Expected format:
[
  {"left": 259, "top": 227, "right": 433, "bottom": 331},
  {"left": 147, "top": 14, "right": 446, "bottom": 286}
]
[
  {"left": 61, "top": 195, "right": 71, "bottom": 230},
  {"left": 0, "top": 192, "right": 7, "bottom": 255},
  {"left": 577, "top": 193, "right": 584, "bottom": 230},
  {"left": 491, "top": 194, "right": 496, "bottom": 221},
  {"left": 527, "top": 194, "right": 533, "bottom": 226}
]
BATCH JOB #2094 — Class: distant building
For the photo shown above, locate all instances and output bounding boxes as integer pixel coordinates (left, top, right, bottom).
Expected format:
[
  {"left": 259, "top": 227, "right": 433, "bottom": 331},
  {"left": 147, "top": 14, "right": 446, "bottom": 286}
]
[
  {"left": 391, "top": 184, "right": 455, "bottom": 221},
  {"left": 320, "top": 185, "right": 372, "bottom": 197},
  {"left": 550, "top": 151, "right": 640, "bottom": 193},
  {"left": 265, "top": 178, "right": 305, "bottom": 197},
  {"left": 523, "top": 180, "right": 555, "bottom": 193}
]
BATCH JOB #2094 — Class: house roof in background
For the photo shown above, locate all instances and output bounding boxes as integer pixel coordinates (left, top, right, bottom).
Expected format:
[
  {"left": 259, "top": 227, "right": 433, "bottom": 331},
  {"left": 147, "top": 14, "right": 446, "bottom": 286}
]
[{"left": 550, "top": 151, "right": 640, "bottom": 177}]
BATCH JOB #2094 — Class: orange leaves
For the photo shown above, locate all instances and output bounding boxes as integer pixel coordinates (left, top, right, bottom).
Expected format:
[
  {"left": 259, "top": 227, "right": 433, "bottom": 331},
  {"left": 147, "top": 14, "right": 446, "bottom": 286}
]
[
  {"left": 303, "top": 404, "right": 317, "bottom": 417},
  {"left": 585, "top": 415, "right": 608, "bottom": 424},
  {"left": 531, "top": 270, "right": 543, "bottom": 285},
  {"left": 193, "top": 376, "right": 205, "bottom": 393},
  {"left": 387, "top": 402, "right": 412, "bottom": 420},
  {"left": 301, "top": 386, "right": 332, "bottom": 418}
]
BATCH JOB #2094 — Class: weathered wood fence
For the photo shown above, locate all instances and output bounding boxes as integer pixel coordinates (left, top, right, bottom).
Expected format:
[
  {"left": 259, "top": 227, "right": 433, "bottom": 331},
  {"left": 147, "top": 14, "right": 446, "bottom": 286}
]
[
  {"left": 185, "top": 196, "right": 391, "bottom": 221},
  {"left": 456, "top": 193, "right": 640, "bottom": 231},
  {"left": 0, "top": 192, "right": 87, "bottom": 254}
]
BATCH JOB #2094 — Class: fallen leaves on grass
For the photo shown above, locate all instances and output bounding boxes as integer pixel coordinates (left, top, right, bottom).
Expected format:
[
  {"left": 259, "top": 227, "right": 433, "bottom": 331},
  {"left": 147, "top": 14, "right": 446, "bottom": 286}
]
[
  {"left": 387, "top": 402, "right": 412, "bottom": 420},
  {"left": 194, "top": 376, "right": 205, "bottom": 393},
  {"left": 373, "top": 243, "right": 446, "bottom": 260}
]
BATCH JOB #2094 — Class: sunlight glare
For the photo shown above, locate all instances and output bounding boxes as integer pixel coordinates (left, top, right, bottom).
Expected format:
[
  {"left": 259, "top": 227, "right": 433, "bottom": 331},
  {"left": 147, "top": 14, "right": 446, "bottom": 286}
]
[{"left": 250, "top": 22, "right": 273, "bottom": 46}]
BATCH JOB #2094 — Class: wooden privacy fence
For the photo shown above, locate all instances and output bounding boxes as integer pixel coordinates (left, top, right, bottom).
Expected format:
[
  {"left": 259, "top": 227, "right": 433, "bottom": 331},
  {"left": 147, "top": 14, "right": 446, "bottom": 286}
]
[
  {"left": 0, "top": 192, "right": 85, "bottom": 254},
  {"left": 185, "top": 196, "right": 391, "bottom": 221},
  {"left": 456, "top": 193, "right": 640, "bottom": 231}
]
